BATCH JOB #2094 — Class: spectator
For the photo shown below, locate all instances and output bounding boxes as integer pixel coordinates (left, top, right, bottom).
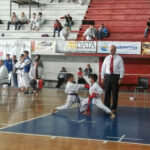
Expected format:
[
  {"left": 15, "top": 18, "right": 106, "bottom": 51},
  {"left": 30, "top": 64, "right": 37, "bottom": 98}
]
[
  {"left": 0, "top": 60, "right": 8, "bottom": 85},
  {"left": 15, "top": 54, "right": 24, "bottom": 90},
  {"left": 53, "top": 20, "right": 62, "bottom": 37},
  {"left": 32, "top": 54, "right": 43, "bottom": 68},
  {"left": 4, "top": 54, "right": 13, "bottom": 73},
  {"left": 35, "top": 12, "right": 45, "bottom": 31},
  {"left": 12, "top": 55, "right": 18, "bottom": 87},
  {"left": 83, "top": 24, "right": 97, "bottom": 41},
  {"left": 56, "top": 67, "right": 67, "bottom": 88},
  {"left": 7, "top": 12, "right": 19, "bottom": 30},
  {"left": 97, "top": 24, "right": 109, "bottom": 40},
  {"left": 84, "top": 64, "right": 92, "bottom": 77},
  {"left": 66, "top": 14, "right": 73, "bottom": 30},
  {"left": 77, "top": 67, "right": 86, "bottom": 84},
  {"left": 60, "top": 24, "right": 70, "bottom": 40},
  {"left": 29, "top": 60, "right": 43, "bottom": 96},
  {"left": 19, "top": 51, "right": 31, "bottom": 93},
  {"left": 30, "top": 13, "right": 37, "bottom": 30},
  {"left": 17, "top": 12, "right": 28, "bottom": 30},
  {"left": 144, "top": 18, "right": 150, "bottom": 38}
]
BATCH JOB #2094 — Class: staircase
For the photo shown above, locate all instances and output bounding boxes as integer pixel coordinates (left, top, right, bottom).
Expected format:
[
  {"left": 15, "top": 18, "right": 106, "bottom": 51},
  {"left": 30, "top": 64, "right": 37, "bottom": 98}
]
[{"left": 77, "top": 0, "right": 150, "bottom": 41}]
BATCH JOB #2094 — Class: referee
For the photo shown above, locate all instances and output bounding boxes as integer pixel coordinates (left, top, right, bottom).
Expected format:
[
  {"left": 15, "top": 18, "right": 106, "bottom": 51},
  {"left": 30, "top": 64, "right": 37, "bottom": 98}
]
[{"left": 101, "top": 45, "right": 125, "bottom": 112}]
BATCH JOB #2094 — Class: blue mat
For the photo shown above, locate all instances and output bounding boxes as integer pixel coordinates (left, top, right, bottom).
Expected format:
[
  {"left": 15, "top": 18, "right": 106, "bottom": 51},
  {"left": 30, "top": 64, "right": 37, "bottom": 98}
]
[{"left": 0, "top": 106, "right": 150, "bottom": 144}]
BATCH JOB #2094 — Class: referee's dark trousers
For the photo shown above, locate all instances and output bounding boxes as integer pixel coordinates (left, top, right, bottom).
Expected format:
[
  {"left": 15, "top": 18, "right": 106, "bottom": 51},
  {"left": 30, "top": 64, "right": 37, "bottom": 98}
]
[{"left": 104, "top": 74, "right": 120, "bottom": 110}]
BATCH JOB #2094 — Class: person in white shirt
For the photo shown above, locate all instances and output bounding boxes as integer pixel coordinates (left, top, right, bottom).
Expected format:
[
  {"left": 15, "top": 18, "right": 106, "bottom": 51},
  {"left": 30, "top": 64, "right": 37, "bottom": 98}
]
[
  {"left": 0, "top": 60, "right": 8, "bottom": 85},
  {"left": 17, "top": 12, "right": 28, "bottom": 30},
  {"left": 60, "top": 25, "right": 70, "bottom": 40},
  {"left": 83, "top": 24, "right": 97, "bottom": 41},
  {"left": 81, "top": 74, "right": 115, "bottom": 118},
  {"left": 52, "top": 74, "right": 85, "bottom": 113},
  {"left": 101, "top": 45, "right": 124, "bottom": 112},
  {"left": 35, "top": 12, "right": 45, "bottom": 31},
  {"left": 30, "top": 13, "right": 37, "bottom": 30},
  {"left": 15, "top": 54, "right": 24, "bottom": 90},
  {"left": 29, "top": 60, "right": 43, "bottom": 95}
]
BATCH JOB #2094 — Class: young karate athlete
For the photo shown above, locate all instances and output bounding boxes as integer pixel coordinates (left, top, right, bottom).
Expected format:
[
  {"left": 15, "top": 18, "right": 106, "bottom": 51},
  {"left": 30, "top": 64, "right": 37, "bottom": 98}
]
[
  {"left": 81, "top": 74, "right": 115, "bottom": 119},
  {"left": 52, "top": 73, "right": 85, "bottom": 113}
]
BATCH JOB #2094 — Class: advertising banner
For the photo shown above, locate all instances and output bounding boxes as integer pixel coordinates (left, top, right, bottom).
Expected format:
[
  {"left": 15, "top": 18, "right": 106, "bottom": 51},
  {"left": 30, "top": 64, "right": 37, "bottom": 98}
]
[
  {"left": 142, "top": 42, "right": 150, "bottom": 55},
  {"left": 97, "top": 41, "right": 141, "bottom": 55},
  {"left": 59, "top": 41, "right": 97, "bottom": 53},
  {"left": 32, "top": 40, "right": 56, "bottom": 54}
]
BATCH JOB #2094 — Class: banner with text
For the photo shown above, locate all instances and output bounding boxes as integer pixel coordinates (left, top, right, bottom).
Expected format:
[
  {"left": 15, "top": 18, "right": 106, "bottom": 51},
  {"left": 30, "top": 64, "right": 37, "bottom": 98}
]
[
  {"left": 32, "top": 40, "right": 56, "bottom": 54},
  {"left": 142, "top": 42, "right": 150, "bottom": 55},
  {"left": 61, "top": 41, "right": 97, "bottom": 53},
  {"left": 0, "top": 40, "right": 31, "bottom": 60},
  {"left": 97, "top": 41, "right": 141, "bottom": 55}
]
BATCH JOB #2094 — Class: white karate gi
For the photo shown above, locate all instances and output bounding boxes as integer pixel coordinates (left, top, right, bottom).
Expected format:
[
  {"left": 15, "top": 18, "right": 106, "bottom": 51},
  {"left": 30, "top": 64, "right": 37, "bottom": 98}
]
[
  {"left": 81, "top": 78, "right": 111, "bottom": 113},
  {"left": 19, "top": 58, "right": 31, "bottom": 88},
  {"left": 0, "top": 65, "right": 8, "bottom": 85},
  {"left": 15, "top": 61, "right": 23, "bottom": 88},
  {"left": 57, "top": 81, "right": 84, "bottom": 111}
]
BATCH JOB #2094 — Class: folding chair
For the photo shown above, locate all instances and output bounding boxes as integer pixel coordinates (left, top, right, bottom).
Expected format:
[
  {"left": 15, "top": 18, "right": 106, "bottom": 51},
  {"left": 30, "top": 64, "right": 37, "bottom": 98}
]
[{"left": 134, "top": 77, "right": 149, "bottom": 101}]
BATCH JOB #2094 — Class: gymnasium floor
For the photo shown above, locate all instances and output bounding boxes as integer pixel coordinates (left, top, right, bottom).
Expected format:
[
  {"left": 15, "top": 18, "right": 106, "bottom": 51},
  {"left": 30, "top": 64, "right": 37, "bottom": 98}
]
[{"left": 0, "top": 88, "right": 150, "bottom": 150}]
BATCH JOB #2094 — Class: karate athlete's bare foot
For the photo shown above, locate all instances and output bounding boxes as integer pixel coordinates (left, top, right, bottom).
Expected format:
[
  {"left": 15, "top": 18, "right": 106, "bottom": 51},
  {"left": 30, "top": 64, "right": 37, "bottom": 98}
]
[
  {"left": 110, "top": 112, "right": 115, "bottom": 119},
  {"left": 51, "top": 109, "right": 57, "bottom": 114},
  {"left": 81, "top": 111, "right": 89, "bottom": 115}
]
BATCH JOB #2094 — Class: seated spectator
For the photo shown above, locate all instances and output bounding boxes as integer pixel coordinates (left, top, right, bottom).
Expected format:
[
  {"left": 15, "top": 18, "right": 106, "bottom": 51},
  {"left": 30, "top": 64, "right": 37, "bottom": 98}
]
[
  {"left": 4, "top": 54, "right": 13, "bottom": 73},
  {"left": 97, "top": 24, "right": 109, "bottom": 40},
  {"left": 84, "top": 64, "right": 92, "bottom": 77},
  {"left": 144, "top": 18, "right": 150, "bottom": 38},
  {"left": 56, "top": 67, "right": 67, "bottom": 88},
  {"left": 32, "top": 54, "right": 43, "bottom": 68},
  {"left": 29, "top": 60, "right": 43, "bottom": 96},
  {"left": 83, "top": 24, "right": 97, "bottom": 41},
  {"left": 7, "top": 12, "right": 19, "bottom": 30},
  {"left": 12, "top": 55, "right": 18, "bottom": 87},
  {"left": 77, "top": 67, "right": 86, "bottom": 84},
  {"left": 17, "top": 12, "right": 28, "bottom": 30},
  {"left": 53, "top": 20, "right": 63, "bottom": 37},
  {"left": 0, "top": 60, "right": 8, "bottom": 85},
  {"left": 30, "top": 13, "right": 37, "bottom": 30},
  {"left": 60, "top": 25, "right": 70, "bottom": 40},
  {"left": 0, "top": 19, "right": 2, "bottom": 24},
  {"left": 35, "top": 12, "right": 45, "bottom": 31}
]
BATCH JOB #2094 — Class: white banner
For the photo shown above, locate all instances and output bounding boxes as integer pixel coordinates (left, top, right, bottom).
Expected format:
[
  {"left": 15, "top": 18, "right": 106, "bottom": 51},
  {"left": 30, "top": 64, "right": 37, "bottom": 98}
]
[
  {"left": 0, "top": 40, "right": 31, "bottom": 60},
  {"left": 32, "top": 40, "right": 56, "bottom": 54},
  {"left": 97, "top": 41, "right": 141, "bottom": 55},
  {"left": 57, "top": 41, "right": 97, "bottom": 53}
]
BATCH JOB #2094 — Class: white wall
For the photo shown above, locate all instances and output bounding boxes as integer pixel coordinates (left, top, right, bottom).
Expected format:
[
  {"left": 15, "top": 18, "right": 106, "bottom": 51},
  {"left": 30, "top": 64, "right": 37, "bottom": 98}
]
[{"left": 38, "top": 55, "right": 99, "bottom": 81}]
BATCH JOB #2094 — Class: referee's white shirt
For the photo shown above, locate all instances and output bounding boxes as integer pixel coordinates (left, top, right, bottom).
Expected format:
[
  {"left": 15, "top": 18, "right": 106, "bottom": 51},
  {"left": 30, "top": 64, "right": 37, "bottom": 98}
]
[{"left": 101, "top": 54, "right": 125, "bottom": 79}]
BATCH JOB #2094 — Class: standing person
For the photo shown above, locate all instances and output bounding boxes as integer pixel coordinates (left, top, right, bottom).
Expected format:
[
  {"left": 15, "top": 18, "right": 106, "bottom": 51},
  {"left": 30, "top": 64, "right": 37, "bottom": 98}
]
[
  {"left": 17, "top": 12, "right": 28, "bottom": 30},
  {"left": 4, "top": 54, "right": 13, "bottom": 73},
  {"left": 53, "top": 20, "right": 62, "bottom": 37},
  {"left": 30, "top": 13, "right": 37, "bottom": 30},
  {"left": 29, "top": 60, "right": 43, "bottom": 96},
  {"left": 12, "top": 55, "right": 18, "bottom": 87},
  {"left": 15, "top": 54, "right": 24, "bottom": 90},
  {"left": 144, "top": 18, "right": 150, "bottom": 38},
  {"left": 32, "top": 54, "right": 43, "bottom": 68},
  {"left": 56, "top": 67, "right": 67, "bottom": 88},
  {"left": 77, "top": 67, "right": 86, "bottom": 84},
  {"left": 0, "top": 60, "right": 8, "bottom": 85},
  {"left": 101, "top": 45, "right": 124, "bottom": 112},
  {"left": 19, "top": 51, "right": 31, "bottom": 93},
  {"left": 84, "top": 64, "right": 92, "bottom": 77},
  {"left": 7, "top": 12, "right": 19, "bottom": 30},
  {"left": 60, "top": 25, "right": 70, "bottom": 40}
]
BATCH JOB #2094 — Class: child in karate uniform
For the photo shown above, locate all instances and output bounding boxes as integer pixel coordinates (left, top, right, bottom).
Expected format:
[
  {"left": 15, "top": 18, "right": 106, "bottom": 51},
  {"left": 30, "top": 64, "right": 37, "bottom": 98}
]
[
  {"left": 52, "top": 74, "right": 84, "bottom": 113},
  {"left": 81, "top": 74, "right": 115, "bottom": 119}
]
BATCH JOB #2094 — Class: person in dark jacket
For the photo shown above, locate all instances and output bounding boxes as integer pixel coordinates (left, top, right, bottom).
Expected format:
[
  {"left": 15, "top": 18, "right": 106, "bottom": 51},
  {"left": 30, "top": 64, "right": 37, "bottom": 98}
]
[{"left": 84, "top": 64, "right": 92, "bottom": 77}]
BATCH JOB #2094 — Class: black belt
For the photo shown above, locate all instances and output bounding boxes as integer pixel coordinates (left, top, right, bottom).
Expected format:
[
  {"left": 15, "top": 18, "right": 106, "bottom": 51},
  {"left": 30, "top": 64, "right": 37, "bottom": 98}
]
[
  {"left": 105, "top": 74, "right": 120, "bottom": 77},
  {"left": 69, "top": 93, "right": 80, "bottom": 104}
]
